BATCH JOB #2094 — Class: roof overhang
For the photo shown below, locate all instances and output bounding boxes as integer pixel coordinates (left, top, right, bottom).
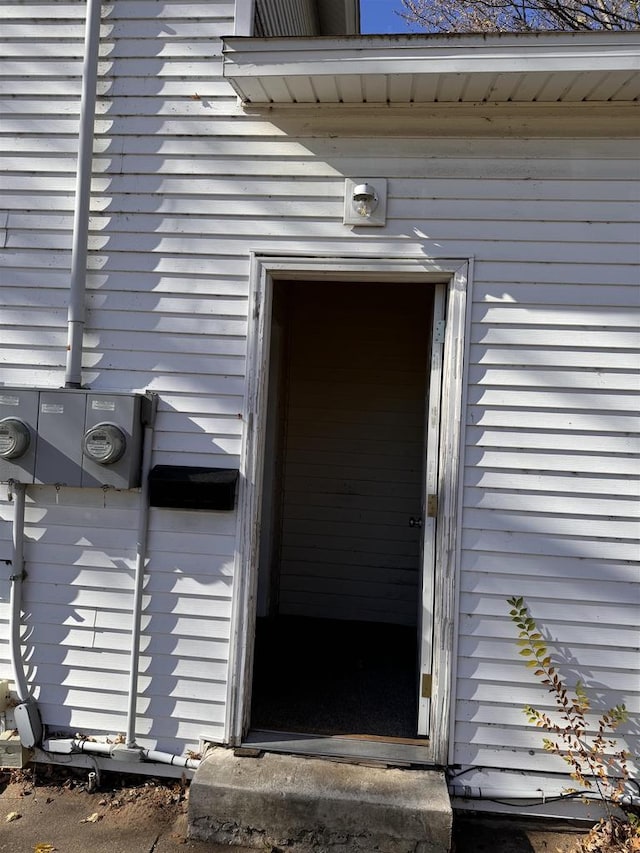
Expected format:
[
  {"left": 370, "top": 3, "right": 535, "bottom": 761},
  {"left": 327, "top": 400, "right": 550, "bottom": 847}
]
[{"left": 222, "top": 31, "right": 640, "bottom": 105}]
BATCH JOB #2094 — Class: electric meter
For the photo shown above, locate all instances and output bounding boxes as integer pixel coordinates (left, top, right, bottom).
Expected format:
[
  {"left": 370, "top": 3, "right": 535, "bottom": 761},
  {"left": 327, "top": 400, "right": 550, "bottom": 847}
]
[
  {"left": 82, "top": 422, "right": 126, "bottom": 465},
  {"left": 0, "top": 418, "right": 31, "bottom": 460}
]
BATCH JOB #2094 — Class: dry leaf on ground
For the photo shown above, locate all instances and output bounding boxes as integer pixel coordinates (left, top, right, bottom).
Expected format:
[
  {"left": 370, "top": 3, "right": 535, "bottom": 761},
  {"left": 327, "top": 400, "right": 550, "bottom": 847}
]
[
  {"left": 5, "top": 810, "right": 21, "bottom": 822},
  {"left": 80, "top": 811, "right": 102, "bottom": 823},
  {"left": 578, "top": 817, "right": 640, "bottom": 853}
]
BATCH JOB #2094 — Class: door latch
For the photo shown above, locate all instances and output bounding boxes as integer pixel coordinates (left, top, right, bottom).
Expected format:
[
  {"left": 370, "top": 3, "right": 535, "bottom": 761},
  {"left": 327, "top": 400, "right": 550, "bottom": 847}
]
[
  {"left": 408, "top": 517, "right": 422, "bottom": 528},
  {"left": 427, "top": 494, "right": 438, "bottom": 518}
]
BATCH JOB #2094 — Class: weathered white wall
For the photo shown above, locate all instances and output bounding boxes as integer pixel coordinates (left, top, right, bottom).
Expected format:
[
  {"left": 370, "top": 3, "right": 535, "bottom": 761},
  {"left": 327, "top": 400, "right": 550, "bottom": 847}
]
[
  {"left": 455, "top": 270, "right": 639, "bottom": 777},
  {"left": 0, "top": 0, "right": 242, "bottom": 753},
  {"left": 0, "top": 0, "right": 638, "bottom": 780}
]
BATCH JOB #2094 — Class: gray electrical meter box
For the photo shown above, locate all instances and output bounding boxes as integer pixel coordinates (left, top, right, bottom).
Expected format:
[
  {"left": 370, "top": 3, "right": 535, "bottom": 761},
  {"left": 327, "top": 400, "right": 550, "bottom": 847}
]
[
  {"left": 0, "top": 389, "right": 146, "bottom": 489},
  {"left": 35, "top": 390, "right": 86, "bottom": 486},
  {"left": 0, "top": 389, "right": 39, "bottom": 484},
  {"left": 82, "top": 393, "right": 143, "bottom": 488}
]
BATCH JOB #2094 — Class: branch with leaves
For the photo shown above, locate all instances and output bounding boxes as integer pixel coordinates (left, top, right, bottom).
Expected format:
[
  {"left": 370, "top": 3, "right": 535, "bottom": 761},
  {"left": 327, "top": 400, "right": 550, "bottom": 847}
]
[
  {"left": 400, "top": 0, "right": 640, "bottom": 32},
  {"left": 507, "top": 596, "right": 630, "bottom": 807}
]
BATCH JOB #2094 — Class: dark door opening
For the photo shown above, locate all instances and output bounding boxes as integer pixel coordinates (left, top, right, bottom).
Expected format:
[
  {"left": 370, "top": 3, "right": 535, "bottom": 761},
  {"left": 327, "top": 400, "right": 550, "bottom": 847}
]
[{"left": 250, "top": 280, "right": 434, "bottom": 741}]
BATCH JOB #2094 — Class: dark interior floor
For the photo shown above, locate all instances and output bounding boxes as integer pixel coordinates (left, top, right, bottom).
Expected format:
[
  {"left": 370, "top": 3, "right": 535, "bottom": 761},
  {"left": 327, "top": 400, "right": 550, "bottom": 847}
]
[{"left": 250, "top": 615, "right": 419, "bottom": 739}]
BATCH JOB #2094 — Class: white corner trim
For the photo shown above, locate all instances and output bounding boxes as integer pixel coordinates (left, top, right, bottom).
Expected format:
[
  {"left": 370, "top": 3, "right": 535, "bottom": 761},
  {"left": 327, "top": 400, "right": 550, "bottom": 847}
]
[{"left": 234, "top": 0, "right": 255, "bottom": 36}]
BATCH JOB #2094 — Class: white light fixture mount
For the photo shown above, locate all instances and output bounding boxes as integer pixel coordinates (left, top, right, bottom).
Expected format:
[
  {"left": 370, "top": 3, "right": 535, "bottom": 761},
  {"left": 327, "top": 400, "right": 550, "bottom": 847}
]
[{"left": 343, "top": 178, "right": 387, "bottom": 227}]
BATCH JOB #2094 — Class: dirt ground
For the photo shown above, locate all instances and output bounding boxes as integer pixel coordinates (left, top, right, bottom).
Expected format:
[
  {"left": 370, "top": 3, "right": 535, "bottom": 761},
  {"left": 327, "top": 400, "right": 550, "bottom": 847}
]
[
  {"left": 0, "top": 765, "right": 223, "bottom": 852},
  {"left": 454, "top": 814, "right": 588, "bottom": 852},
  {"left": 454, "top": 813, "right": 640, "bottom": 853},
  {"left": 0, "top": 764, "right": 636, "bottom": 853}
]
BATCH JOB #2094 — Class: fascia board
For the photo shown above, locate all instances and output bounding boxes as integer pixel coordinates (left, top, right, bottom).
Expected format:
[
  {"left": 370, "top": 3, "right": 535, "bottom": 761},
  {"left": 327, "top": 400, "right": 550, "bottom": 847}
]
[{"left": 222, "top": 32, "right": 640, "bottom": 78}]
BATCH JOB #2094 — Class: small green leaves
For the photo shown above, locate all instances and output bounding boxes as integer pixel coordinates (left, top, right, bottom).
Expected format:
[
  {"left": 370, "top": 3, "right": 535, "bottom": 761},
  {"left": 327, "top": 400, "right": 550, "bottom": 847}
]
[
  {"left": 506, "top": 596, "right": 631, "bottom": 806},
  {"left": 612, "top": 704, "right": 629, "bottom": 724}
]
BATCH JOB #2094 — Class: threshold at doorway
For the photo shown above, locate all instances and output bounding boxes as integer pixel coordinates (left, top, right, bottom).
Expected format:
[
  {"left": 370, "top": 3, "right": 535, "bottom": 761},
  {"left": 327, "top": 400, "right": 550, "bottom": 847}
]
[{"left": 244, "top": 728, "right": 432, "bottom": 766}]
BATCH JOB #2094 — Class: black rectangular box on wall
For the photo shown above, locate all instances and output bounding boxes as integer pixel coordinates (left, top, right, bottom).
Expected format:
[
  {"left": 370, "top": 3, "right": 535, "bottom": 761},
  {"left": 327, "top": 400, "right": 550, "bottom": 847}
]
[{"left": 149, "top": 465, "right": 238, "bottom": 511}]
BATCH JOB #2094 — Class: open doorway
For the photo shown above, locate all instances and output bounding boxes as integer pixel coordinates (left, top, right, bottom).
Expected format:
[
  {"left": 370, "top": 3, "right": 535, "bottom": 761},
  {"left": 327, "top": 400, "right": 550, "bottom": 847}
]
[{"left": 249, "top": 280, "right": 435, "bottom": 743}]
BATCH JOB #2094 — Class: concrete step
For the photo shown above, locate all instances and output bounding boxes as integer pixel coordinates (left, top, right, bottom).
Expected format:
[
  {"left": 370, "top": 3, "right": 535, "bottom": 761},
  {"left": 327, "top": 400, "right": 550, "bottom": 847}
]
[{"left": 189, "top": 748, "right": 452, "bottom": 853}]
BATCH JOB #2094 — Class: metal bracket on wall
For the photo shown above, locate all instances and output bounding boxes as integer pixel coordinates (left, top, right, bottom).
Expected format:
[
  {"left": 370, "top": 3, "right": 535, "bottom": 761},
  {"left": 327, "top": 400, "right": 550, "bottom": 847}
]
[
  {"left": 421, "top": 673, "right": 432, "bottom": 699},
  {"left": 427, "top": 494, "right": 438, "bottom": 518}
]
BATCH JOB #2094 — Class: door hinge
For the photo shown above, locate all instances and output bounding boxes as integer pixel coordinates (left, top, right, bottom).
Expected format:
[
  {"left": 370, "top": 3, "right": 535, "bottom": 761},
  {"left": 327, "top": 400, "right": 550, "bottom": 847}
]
[
  {"left": 427, "top": 493, "right": 438, "bottom": 518},
  {"left": 433, "top": 319, "right": 446, "bottom": 344},
  {"left": 421, "top": 673, "right": 432, "bottom": 698}
]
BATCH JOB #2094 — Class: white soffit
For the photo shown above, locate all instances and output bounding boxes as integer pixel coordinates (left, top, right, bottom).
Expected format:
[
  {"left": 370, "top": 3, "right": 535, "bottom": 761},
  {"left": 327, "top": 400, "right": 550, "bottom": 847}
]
[{"left": 222, "top": 31, "right": 640, "bottom": 105}]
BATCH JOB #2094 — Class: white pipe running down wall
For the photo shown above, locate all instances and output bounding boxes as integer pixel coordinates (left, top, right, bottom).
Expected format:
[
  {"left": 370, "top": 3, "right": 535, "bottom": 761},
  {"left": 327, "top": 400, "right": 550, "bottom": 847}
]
[
  {"left": 8, "top": 480, "right": 43, "bottom": 748},
  {"left": 8, "top": 481, "right": 28, "bottom": 703},
  {"left": 65, "top": 0, "right": 102, "bottom": 388},
  {"left": 126, "top": 396, "right": 158, "bottom": 748}
]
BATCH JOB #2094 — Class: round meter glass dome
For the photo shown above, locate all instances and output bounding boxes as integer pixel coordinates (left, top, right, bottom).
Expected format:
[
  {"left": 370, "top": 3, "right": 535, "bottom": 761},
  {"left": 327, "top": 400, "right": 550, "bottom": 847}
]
[
  {"left": 0, "top": 418, "right": 31, "bottom": 460},
  {"left": 82, "top": 423, "right": 126, "bottom": 465}
]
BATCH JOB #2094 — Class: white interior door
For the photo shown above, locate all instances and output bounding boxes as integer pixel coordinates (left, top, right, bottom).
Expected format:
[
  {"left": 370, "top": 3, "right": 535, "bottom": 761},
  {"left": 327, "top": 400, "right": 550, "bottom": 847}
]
[{"left": 417, "top": 284, "right": 446, "bottom": 736}]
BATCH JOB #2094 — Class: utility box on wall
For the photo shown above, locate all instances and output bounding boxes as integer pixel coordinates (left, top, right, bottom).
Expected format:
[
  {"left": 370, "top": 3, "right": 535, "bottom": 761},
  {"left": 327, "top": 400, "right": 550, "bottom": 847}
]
[
  {"left": 82, "top": 393, "right": 143, "bottom": 488},
  {"left": 0, "top": 389, "right": 147, "bottom": 489},
  {"left": 0, "top": 389, "right": 40, "bottom": 484},
  {"left": 149, "top": 466, "right": 238, "bottom": 511},
  {"left": 35, "top": 391, "right": 86, "bottom": 486}
]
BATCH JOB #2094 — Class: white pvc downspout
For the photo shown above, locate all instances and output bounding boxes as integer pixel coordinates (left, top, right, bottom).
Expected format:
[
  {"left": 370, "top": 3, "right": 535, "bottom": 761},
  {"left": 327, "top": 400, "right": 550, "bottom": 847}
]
[
  {"left": 65, "top": 0, "right": 102, "bottom": 388},
  {"left": 125, "top": 394, "right": 157, "bottom": 748}
]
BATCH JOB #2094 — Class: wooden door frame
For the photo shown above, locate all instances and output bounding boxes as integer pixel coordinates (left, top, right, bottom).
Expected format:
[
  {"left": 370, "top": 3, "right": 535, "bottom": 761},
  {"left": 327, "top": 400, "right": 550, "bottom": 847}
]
[
  {"left": 227, "top": 253, "right": 471, "bottom": 766},
  {"left": 418, "top": 283, "right": 446, "bottom": 737}
]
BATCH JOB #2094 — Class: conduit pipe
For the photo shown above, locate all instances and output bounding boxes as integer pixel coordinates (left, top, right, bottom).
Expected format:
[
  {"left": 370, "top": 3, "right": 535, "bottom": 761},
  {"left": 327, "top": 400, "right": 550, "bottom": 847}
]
[
  {"left": 42, "top": 738, "right": 201, "bottom": 771},
  {"left": 39, "top": 396, "right": 200, "bottom": 773},
  {"left": 8, "top": 480, "right": 42, "bottom": 747},
  {"left": 8, "top": 481, "right": 28, "bottom": 703},
  {"left": 125, "top": 394, "right": 158, "bottom": 748},
  {"left": 142, "top": 748, "right": 200, "bottom": 770},
  {"left": 65, "top": 0, "right": 102, "bottom": 388},
  {"left": 450, "top": 782, "right": 639, "bottom": 807}
]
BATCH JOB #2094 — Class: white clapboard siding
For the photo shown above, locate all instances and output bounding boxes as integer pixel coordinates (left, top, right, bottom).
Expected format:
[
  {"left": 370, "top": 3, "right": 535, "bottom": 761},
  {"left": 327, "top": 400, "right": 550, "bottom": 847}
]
[
  {"left": 456, "top": 264, "right": 640, "bottom": 775},
  {"left": 0, "top": 0, "right": 242, "bottom": 754},
  {"left": 1, "top": 486, "right": 235, "bottom": 750},
  {"left": 276, "top": 283, "right": 430, "bottom": 626},
  {"left": 0, "top": 0, "right": 638, "bottom": 783},
  {"left": 0, "top": 0, "right": 83, "bottom": 383}
]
